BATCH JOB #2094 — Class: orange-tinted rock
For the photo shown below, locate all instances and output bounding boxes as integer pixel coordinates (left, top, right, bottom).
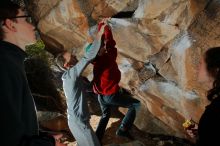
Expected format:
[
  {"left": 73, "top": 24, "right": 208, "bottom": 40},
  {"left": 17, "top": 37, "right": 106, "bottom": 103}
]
[{"left": 28, "top": 0, "right": 220, "bottom": 140}]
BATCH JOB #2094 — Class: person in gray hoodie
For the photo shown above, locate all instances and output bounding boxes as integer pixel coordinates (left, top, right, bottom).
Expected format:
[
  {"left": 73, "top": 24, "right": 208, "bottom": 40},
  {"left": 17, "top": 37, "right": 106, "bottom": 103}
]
[{"left": 55, "top": 24, "right": 106, "bottom": 146}]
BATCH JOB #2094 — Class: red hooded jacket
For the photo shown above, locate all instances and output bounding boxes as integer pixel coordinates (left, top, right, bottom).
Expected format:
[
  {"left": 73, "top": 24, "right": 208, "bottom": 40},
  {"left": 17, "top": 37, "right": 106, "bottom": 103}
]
[{"left": 92, "top": 22, "right": 121, "bottom": 95}]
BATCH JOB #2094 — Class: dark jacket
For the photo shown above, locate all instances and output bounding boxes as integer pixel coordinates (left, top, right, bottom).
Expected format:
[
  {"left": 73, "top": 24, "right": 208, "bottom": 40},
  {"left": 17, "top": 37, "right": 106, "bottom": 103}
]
[
  {"left": 197, "top": 96, "right": 220, "bottom": 146},
  {"left": 0, "top": 41, "right": 54, "bottom": 146}
]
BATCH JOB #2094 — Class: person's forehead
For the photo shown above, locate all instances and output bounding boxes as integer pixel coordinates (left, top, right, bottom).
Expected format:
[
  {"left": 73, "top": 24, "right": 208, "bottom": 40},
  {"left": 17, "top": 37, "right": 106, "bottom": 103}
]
[
  {"left": 63, "top": 52, "right": 72, "bottom": 57},
  {"left": 17, "top": 9, "right": 26, "bottom": 16}
]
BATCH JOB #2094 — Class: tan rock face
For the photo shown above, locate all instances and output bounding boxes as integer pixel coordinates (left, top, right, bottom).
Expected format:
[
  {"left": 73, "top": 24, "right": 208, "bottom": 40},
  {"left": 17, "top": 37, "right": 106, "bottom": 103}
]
[{"left": 29, "top": 0, "right": 220, "bottom": 139}]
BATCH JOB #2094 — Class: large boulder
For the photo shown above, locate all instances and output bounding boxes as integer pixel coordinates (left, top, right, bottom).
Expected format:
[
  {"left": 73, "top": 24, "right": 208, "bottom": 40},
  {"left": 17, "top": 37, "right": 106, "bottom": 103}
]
[{"left": 27, "top": 0, "right": 220, "bottom": 140}]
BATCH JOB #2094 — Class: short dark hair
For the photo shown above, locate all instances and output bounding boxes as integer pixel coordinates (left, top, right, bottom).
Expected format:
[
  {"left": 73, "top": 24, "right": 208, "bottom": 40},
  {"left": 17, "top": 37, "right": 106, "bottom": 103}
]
[
  {"left": 55, "top": 51, "right": 67, "bottom": 71},
  {"left": 0, "top": 1, "right": 21, "bottom": 40},
  {"left": 205, "top": 47, "right": 220, "bottom": 101}
]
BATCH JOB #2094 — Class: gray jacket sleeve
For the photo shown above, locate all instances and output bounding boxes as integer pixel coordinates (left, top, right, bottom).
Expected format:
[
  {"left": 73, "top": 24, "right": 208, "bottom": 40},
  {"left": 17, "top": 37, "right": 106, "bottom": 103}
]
[
  {"left": 68, "top": 39, "right": 101, "bottom": 78},
  {"left": 84, "top": 39, "right": 101, "bottom": 61}
]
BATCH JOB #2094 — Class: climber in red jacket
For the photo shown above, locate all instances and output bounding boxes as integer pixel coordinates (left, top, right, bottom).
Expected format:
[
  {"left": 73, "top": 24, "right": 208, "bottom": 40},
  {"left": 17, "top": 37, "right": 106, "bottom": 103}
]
[{"left": 91, "top": 18, "right": 141, "bottom": 142}]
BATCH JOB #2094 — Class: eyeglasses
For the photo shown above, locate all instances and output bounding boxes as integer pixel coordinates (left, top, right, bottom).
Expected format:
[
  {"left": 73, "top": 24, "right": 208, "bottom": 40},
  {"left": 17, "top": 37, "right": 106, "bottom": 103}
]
[
  {"left": 1, "top": 15, "right": 32, "bottom": 25},
  {"left": 13, "top": 15, "right": 32, "bottom": 23}
]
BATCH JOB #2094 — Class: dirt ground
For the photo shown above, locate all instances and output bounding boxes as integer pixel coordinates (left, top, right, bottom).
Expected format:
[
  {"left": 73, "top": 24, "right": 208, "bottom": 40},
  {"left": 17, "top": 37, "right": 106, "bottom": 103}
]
[{"left": 62, "top": 111, "right": 194, "bottom": 146}]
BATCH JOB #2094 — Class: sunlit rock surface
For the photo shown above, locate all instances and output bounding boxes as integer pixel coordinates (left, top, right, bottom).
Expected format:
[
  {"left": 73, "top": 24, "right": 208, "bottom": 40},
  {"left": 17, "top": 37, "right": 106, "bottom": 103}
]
[{"left": 28, "top": 0, "right": 220, "bottom": 139}]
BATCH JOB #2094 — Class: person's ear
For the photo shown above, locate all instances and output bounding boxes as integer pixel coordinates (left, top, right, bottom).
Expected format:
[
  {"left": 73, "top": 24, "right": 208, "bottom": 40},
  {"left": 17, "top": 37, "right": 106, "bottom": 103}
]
[{"left": 4, "top": 19, "right": 16, "bottom": 32}]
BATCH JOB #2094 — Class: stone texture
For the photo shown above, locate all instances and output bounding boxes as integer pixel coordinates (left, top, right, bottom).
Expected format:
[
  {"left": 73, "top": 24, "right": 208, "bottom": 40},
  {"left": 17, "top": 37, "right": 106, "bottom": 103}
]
[
  {"left": 28, "top": 0, "right": 220, "bottom": 141},
  {"left": 27, "top": 0, "right": 60, "bottom": 21},
  {"left": 37, "top": 111, "right": 69, "bottom": 131}
]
